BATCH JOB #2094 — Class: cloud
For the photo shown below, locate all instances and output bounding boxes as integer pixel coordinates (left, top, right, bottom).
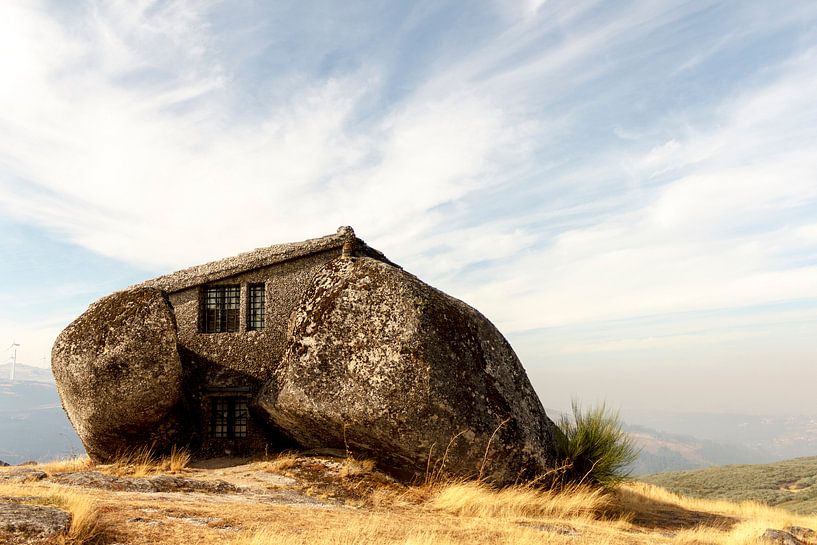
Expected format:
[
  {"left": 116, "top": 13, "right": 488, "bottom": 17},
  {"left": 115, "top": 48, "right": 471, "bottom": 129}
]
[
  {"left": 0, "top": 0, "right": 533, "bottom": 273},
  {"left": 1, "top": 0, "right": 817, "bottom": 413}
]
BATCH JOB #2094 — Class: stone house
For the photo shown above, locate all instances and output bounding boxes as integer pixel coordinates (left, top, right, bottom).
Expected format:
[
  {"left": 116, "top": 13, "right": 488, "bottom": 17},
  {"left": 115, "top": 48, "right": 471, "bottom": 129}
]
[
  {"left": 133, "top": 226, "right": 392, "bottom": 456},
  {"left": 53, "top": 226, "right": 560, "bottom": 483}
]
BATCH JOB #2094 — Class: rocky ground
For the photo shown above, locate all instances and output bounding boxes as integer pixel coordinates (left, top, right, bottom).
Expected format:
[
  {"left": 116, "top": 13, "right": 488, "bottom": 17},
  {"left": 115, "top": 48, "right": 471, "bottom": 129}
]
[{"left": 1, "top": 452, "right": 816, "bottom": 545}]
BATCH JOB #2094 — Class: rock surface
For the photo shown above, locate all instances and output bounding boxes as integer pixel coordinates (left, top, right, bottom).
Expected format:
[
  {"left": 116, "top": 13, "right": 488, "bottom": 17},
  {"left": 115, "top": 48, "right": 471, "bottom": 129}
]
[
  {"left": 0, "top": 460, "right": 8, "bottom": 467},
  {"left": 51, "top": 287, "right": 185, "bottom": 462},
  {"left": 53, "top": 471, "right": 237, "bottom": 493},
  {"left": 258, "top": 257, "right": 561, "bottom": 484},
  {"left": 0, "top": 469, "right": 47, "bottom": 483},
  {"left": 762, "top": 528, "right": 812, "bottom": 545},
  {"left": 785, "top": 527, "right": 817, "bottom": 544},
  {"left": 0, "top": 498, "right": 72, "bottom": 545}
]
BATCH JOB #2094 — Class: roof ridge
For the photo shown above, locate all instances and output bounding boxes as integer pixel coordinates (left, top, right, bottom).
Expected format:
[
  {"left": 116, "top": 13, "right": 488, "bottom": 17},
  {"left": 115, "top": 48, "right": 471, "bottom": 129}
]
[{"left": 133, "top": 226, "right": 372, "bottom": 293}]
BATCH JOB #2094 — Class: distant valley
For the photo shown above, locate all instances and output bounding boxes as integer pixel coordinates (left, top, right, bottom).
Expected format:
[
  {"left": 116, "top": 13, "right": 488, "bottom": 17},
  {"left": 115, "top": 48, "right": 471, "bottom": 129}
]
[{"left": 0, "top": 363, "right": 84, "bottom": 464}]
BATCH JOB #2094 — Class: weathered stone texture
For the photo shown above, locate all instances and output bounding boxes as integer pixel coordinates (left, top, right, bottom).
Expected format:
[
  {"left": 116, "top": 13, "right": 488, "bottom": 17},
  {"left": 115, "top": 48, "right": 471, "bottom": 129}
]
[
  {"left": 258, "top": 257, "right": 560, "bottom": 484},
  {"left": 53, "top": 471, "right": 237, "bottom": 493},
  {"left": 0, "top": 469, "right": 47, "bottom": 483},
  {"left": 51, "top": 287, "right": 184, "bottom": 462},
  {"left": 169, "top": 248, "right": 343, "bottom": 382},
  {"left": 0, "top": 498, "right": 71, "bottom": 545}
]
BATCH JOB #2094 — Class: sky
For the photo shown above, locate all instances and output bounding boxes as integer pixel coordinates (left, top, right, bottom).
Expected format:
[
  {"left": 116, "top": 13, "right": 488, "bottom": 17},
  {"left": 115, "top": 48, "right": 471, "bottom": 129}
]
[{"left": 0, "top": 0, "right": 815, "bottom": 416}]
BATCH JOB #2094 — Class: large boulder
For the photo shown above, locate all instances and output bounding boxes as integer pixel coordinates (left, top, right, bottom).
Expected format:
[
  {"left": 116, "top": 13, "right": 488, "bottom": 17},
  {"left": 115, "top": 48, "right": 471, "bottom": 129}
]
[
  {"left": 51, "top": 287, "right": 185, "bottom": 462},
  {"left": 258, "top": 257, "right": 560, "bottom": 484}
]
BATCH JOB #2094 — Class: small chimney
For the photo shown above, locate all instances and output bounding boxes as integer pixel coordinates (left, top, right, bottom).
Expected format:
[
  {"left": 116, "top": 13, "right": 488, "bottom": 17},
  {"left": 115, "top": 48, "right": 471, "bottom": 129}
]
[{"left": 339, "top": 226, "right": 357, "bottom": 258}]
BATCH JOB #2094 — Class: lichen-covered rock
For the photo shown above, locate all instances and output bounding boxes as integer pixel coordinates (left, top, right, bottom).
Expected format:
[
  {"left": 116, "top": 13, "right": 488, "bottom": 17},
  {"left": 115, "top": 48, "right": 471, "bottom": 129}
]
[
  {"left": 0, "top": 498, "right": 72, "bottom": 545},
  {"left": 52, "top": 471, "right": 238, "bottom": 494},
  {"left": 0, "top": 469, "right": 47, "bottom": 483},
  {"left": 762, "top": 529, "right": 809, "bottom": 545},
  {"left": 51, "top": 287, "right": 185, "bottom": 462},
  {"left": 258, "top": 257, "right": 560, "bottom": 485}
]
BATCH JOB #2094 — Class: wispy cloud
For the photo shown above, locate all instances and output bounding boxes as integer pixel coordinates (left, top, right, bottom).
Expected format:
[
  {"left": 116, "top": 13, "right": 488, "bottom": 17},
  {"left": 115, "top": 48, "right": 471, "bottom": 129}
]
[{"left": 1, "top": 0, "right": 816, "bottom": 412}]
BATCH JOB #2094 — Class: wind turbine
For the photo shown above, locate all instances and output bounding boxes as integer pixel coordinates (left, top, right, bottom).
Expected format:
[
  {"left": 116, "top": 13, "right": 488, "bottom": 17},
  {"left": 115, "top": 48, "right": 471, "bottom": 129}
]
[{"left": 7, "top": 341, "right": 19, "bottom": 382}]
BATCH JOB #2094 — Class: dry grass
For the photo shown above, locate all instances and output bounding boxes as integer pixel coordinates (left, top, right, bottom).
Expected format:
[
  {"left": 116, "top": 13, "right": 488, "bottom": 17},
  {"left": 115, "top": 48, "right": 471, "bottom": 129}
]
[
  {"left": 4, "top": 455, "right": 817, "bottom": 545},
  {"left": 103, "top": 445, "right": 191, "bottom": 476},
  {"left": 36, "top": 455, "right": 94, "bottom": 474},
  {"left": 427, "top": 481, "right": 609, "bottom": 520},
  {"left": 257, "top": 452, "right": 299, "bottom": 473},
  {"left": 337, "top": 457, "right": 376, "bottom": 479},
  {"left": 58, "top": 490, "right": 112, "bottom": 545},
  {"left": 0, "top": 481, "right": 112, "bottom": 545}
]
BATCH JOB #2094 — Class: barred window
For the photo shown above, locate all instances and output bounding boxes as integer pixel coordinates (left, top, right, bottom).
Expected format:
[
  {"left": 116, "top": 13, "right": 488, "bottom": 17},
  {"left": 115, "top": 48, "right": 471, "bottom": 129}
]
[
  {"left": 202, "top": 285, "right": 240, "bottom": 333},
  {"left": 248, "top": 283, "right": 265, "bottom": 331},
  {"left": 211, "top": 397, "right": 248, "bottom": 439}
]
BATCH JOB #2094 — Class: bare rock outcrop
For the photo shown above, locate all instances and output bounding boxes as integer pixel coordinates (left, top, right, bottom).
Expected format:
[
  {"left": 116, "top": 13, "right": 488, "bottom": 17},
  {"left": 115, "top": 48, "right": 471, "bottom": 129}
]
[
  {"left": 0, "top": 498, "right": 71, "bottom": 545},
  {"left": 0, "top": 469, "right": 47, "bottom": 483},
  {"left": 53, "top": 471, "right": 237, "bottom": 494},
  {"left": 51, "top": 287, "right": 185, "bottom": 462},
  {"left": 258, "top": 257, "right": 561, "bottom": 485}
]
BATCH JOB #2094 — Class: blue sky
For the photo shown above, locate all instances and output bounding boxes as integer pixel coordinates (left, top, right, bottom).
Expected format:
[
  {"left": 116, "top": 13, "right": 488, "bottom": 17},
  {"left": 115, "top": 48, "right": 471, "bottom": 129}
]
[{"left": 1, "top": 0, "right": 815, "bottom": 414}]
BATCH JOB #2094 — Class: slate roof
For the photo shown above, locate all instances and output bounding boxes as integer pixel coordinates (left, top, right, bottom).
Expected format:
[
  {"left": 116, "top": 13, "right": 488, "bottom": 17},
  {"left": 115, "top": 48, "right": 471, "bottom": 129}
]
[{"left": 136, "top": 226, "right": 393, "bottom": 293}]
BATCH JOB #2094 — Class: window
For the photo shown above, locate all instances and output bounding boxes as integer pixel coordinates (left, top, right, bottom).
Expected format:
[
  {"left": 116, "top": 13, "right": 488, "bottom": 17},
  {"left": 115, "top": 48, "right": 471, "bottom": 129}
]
[
  {"left": 202, "top": 285, "right": 240, "bottom": 333},
  {"left": 211, "top": 397, "right": 248, "bottom": 438},
  {"left": 247, "top": 283, "right": 265, "bottom": 331}
]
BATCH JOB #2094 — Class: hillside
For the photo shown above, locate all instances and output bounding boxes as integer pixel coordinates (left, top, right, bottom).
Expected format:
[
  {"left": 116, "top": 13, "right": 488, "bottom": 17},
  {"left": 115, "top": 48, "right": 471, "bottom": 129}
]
[
  {"left": 2, "top": 453, "right": 816, "bottom": 545},
  {"left": 625, "top": 411, "right": 817, "bottom": 461},
  {"left": 0, "top": 373, "right": 85, "bottom": 464},
  {"left": 625, "top": 424, "right": 773, "bottom": 475},
  {"left": 641, "top": 456, "right": 817, "bottom": 514}
]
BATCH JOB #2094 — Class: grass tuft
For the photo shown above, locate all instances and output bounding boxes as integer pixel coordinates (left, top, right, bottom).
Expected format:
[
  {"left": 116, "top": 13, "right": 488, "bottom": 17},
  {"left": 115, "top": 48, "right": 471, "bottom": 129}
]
[
  {"left": 428, "top": 480, "right": 609, "bottom": 520},
  {"left": 257, "top": 452, "right": 299, "bottom": 473},
  {"left": 36, "top": 455, "right": 94, "bottom": 475},
  {"left": 556, "top": 401, "right": 640, "bottom": 489},
  {"left": 61, "top": 492, "right": 111, "bottom": 545},
  {"left": 106, "top": 445, "right": 190, "bottom": 476}
]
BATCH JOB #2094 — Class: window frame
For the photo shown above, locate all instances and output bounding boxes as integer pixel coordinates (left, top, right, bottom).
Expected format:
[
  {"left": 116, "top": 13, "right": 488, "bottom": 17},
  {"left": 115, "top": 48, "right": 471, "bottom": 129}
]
[
  {"left": 210, "top": 396, "right": 249, "bottom": 439},
  {"left": 247, "top": 283, "right": 266, "bottom": 331},
  {"left": 201, "top": 284, "right": 240, "bottom": 333}
]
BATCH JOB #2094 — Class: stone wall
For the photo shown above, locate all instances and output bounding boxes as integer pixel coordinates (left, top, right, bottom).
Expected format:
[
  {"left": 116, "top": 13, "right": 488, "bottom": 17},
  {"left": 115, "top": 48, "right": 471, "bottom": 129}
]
[
  {"left": 167, "top": 248, "right": 343, "bottom": 456},
  {"left": 169, "top": 247, "right": 343, "bottom": 382}
]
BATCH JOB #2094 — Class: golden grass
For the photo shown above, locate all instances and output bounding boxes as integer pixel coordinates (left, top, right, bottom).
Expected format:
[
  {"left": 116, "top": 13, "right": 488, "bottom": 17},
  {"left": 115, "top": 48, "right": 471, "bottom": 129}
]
[
  {"left": 337, "top": 457, "right": 376, "bottom": 479},
  {"left": 257, "top": 452, "right": 299, "bottom": 473},
  {"left": 427, "top": 481, "right": 609, "bottom": 520},
  {"left": 36, "top": 455, "right": 94, "bottom": 474},
  {"left": 0, "top": 481, "right": 111, "bottom": 545},
  {"left": 5, "top": 454, "right": 817, "bottom": 545},
  {"left": 104, "top": 445, "right": 191, "bottom": 476},
  {"left": 59, "top": 491, "right": 111, "bottom": 545}
]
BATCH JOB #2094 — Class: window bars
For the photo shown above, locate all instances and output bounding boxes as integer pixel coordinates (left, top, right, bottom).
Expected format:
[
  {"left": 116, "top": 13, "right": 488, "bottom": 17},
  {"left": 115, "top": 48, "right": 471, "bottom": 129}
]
[
  {"left": 248, "top": 284, "right": 265, "bottom": 331},
  {"left": 211, "top": 397, "right": 248, "bottom": 439},
  {"left": 202, "top": 285, "right": 240, "bottom": 333}
]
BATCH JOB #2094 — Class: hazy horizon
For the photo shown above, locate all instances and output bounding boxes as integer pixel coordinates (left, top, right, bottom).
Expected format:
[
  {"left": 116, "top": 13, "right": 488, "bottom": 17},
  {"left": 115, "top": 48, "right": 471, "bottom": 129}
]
[{"left": 2, "top": 1, "right": 816, "bottom": 416}]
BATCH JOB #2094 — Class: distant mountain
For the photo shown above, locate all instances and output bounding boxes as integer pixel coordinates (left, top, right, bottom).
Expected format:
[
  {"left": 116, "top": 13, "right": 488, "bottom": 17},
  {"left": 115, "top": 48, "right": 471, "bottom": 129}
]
[
  {"left": 623, "top": 410, "right": 817, "bottom": 461},
  {"left": 0, "top": 369, "right": 85, "bottom": 464},
  {"left": 641, "top": 456, "right": 817, "bottom": 514},
  {"left": 625, "top": 424, "right": 775, "bottom": 475}
]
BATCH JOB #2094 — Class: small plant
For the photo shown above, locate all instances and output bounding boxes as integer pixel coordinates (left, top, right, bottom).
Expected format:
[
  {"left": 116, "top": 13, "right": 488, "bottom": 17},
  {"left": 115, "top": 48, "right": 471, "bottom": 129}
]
[
  {"left": 164, "top": 445, "right": 191, "bottom": 473},
  {"left": 108, "top": 445, "right": 190, "bottom": 476},
  {"left": 555, "top": 401, "right": 639, "bottom": 489}
]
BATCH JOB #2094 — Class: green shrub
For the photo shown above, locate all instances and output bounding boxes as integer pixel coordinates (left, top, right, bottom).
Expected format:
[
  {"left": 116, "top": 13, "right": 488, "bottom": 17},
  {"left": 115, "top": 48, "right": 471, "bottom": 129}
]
[{"left": 555, "top": 401, "right": 639, "bottom": 489}]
